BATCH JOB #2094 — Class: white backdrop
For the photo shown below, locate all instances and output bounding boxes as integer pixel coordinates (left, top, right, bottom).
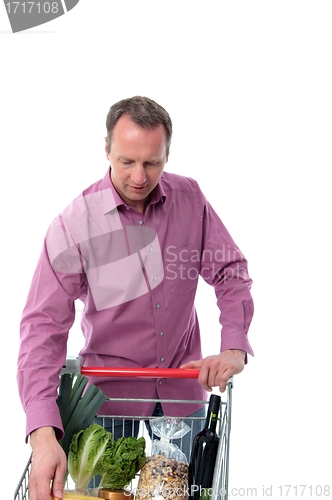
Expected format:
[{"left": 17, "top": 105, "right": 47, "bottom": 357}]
[{"left": 1, "top": 2, "right": 331, "bottom": 499}]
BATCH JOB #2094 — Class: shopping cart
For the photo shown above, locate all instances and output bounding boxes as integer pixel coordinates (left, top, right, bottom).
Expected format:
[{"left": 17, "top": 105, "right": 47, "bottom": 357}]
[{"left": 14, "top": 357, "right": 233, "bottom": 500}]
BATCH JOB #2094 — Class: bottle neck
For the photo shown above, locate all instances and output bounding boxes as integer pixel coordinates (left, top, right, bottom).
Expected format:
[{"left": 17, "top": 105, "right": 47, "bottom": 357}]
[
  {"left": 204, "top": 395, "right": 221, "bottom": 432},
  {"left": 204, "top": 410, "right": 218, "bottom": 432}
]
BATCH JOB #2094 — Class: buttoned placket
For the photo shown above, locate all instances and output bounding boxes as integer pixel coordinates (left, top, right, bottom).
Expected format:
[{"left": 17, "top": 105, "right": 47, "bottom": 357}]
[
  {"left": 155, "top": 301, "right": 167, "bottom": 371},
  {"left": 123, "top": 206, "right": 167, "bottom": 372},
  {"left": 143, "top": 209, "right": 167, "bottom": 374}
]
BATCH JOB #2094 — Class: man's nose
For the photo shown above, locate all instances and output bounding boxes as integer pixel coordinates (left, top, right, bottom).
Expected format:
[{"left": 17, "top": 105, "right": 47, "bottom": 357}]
[{"left": 131, "top": 165, "right": 147, "bottom": 185}]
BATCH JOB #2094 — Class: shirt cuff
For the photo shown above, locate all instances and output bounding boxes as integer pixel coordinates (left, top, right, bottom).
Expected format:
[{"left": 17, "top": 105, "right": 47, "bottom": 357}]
[
  {"left": 221, "top": 330, "right": 254, "bottom": 358},
  {"left": 25, "top": 399, "right": 64, "bottom": 443}
]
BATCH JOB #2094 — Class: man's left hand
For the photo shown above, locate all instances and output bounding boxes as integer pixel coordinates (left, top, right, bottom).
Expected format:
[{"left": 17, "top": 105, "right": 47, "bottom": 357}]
[{"left": 180, "top": 349, "right": 246, "bottom": 392}]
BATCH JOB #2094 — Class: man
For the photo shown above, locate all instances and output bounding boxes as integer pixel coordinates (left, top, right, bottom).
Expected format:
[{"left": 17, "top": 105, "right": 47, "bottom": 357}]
[{"left": 18, "top": 96, "right": 254, "bottom": 500}]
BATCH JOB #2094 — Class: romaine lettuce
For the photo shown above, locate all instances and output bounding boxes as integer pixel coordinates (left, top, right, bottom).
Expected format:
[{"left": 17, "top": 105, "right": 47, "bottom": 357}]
[
  {"left": 68, "top": 424, "right": 112, "bottom": 493},
  {"left": 68, "top": 424, "right": 146, "bottom": 493}
]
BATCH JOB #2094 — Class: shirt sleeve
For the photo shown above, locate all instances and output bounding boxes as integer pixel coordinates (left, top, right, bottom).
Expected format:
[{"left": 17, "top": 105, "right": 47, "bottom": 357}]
[
  {"left": 17, "top": 217, "right": 86, "bottom": 442},
  {"left": 199, "top": 194, "right": 254, "bottom": 357}
]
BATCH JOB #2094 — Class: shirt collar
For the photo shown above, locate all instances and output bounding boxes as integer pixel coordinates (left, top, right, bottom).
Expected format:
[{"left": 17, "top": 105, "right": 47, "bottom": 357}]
[
  {"left": 101, "top": 168, "right": 166, "bottom": 214},
  {"left": 150, "top": 180, "right": 166, "bottom": 205}
]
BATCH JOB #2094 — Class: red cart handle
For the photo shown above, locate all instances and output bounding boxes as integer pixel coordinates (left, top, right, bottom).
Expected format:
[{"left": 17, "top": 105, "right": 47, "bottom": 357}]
[{"left": 81, "top": 366, "right": 200, "bottom": 379}]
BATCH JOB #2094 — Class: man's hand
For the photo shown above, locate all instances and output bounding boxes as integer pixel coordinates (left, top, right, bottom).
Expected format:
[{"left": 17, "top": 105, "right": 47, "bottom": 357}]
[
  {"left": 29, "top": 426, "right": 67, "bottom": 500},
  {"left": 180, "top": 349, "right": 246, "bottom": 392}
]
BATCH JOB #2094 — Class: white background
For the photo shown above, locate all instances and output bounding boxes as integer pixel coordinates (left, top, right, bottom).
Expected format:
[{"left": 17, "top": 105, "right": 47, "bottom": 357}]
[{"left": 1, "top": 1, "right": 331, "bottom": 499}]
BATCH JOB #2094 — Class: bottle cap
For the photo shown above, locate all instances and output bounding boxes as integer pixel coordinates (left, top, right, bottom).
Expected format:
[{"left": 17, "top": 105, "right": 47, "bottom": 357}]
[{"left": 208, "top": 394, "right": 221, "bottom": 413}]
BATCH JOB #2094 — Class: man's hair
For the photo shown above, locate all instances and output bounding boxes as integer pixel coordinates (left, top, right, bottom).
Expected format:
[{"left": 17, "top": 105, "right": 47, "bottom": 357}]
[{"left": 105, "top": 96, "right": 172, "bottom": 156}]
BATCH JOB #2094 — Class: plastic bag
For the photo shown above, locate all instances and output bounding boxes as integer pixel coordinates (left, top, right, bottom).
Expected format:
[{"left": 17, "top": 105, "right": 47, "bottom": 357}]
[{"left": 135, "top": 417, "right": 190, "bottom": 500}]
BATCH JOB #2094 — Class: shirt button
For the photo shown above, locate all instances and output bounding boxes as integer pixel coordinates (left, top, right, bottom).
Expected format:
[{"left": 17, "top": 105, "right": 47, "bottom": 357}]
[
  {"left": 126, "top": 207, "right": 130, "bottom": 210},
  {"left": 160, "top": 357, "right": 165, "bottom": 362},
  {"left": 153, "top": 276, "right": 158, "bottom": 281},
  {"left": 149, "top": 247, "right": 153, "bottom": 252},
  {"left": 158, "top": 380, "right": 162, "bottom": 385},
  {"left": 139, "top": 220, "right": 144, "bottom": 225},
  {"left": 156, "top": 303, "right": 161, "bottom": 309},
  {"left": 159, "top": 331, "right": 164, "bottom": 336}
]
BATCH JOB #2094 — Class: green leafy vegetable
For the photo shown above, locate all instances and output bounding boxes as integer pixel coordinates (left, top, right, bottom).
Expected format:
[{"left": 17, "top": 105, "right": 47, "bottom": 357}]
[
  {"left": 67, "top": 424, "right": 146, "bottom": 493},
  {"left": 68, "top": 424, "right": 112, "bottom": 493},
  {"left": 99, "top": 435, "right": 146, "bottom": 490}
]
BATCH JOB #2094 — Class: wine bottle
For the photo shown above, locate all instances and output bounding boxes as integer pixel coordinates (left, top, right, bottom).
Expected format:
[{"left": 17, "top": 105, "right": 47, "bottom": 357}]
[{"left": 188, "top": 394, "right": 221, "bottom": 500}]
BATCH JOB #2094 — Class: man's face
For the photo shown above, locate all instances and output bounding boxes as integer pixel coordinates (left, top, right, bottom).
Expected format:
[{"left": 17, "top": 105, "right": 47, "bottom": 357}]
[{"left": 106, "top": 114, "right": 168, "bottom": 213}]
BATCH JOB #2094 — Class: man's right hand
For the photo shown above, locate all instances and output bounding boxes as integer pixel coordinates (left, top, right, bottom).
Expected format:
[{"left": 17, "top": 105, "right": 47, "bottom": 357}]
[{"left": 29, "top": 426, "right": 67, "bottom": 500}]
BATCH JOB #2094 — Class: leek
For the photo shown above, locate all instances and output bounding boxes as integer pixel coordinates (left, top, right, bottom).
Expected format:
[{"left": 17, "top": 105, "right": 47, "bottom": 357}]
[{"left": 57, "top": 373, "right": 107, "bottom": 458}]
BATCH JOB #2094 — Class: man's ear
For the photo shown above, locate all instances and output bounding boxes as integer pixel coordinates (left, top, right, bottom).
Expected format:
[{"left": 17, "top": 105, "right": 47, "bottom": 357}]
[{"left": 105, "top": 137, "right": 110, "bottom": 160}]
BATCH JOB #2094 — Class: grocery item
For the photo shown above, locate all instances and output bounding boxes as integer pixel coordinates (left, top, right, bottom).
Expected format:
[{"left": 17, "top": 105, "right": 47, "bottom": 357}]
[
  {"left": 136, "top": 454, "right": 188, "bottom": 500},
  {"left": 188, "top": 394, "right": 221, "bottom": 500},
  {"left": 136, "top": 417, "right": 190, "bottom": 500}
]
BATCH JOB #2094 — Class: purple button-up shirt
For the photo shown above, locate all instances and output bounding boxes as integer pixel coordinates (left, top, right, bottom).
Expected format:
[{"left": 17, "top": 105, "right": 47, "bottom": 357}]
[{"left": 18, "top": 168, "right": 254, "bottom": 440}]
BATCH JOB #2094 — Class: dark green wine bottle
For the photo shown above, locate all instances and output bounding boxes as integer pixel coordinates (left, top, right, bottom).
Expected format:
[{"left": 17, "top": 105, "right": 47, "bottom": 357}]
[{"left": 188, "top": 394, "right": 221, "bottom": 500}]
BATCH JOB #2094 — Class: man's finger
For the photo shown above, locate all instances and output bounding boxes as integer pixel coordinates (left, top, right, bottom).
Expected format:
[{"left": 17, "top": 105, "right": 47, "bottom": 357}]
[
  {"left": 35, "top": 476, "right": 53, "bottom": 500},
  {"left": 52, "top": 468, "right": 65, "bottom": 500},
  {"left": 198, "top": 363, "right": 212, "bottom": 392},
  {"left": 216, "top": 368, "right": 233, "bottom": 393},
  {"left": 180, "top": 359, "right": 202, "bottom": 369},
  {"left": 28, "top": 475, "right": 37, "bottom": 500}
]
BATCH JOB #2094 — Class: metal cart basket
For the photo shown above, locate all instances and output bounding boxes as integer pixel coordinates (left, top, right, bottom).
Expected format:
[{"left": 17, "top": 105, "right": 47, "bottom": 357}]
[{"left": 14, "top": 360, "right": 233, "bottom": 500}]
